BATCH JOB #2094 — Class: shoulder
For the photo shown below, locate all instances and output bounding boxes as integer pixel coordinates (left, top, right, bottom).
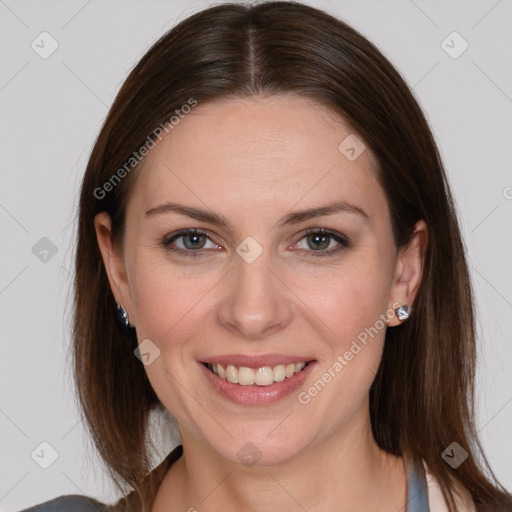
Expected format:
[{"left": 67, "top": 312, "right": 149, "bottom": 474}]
[
  {"left": 423, "top": 463, "right": 477, "bottom": 512},
  {"left": 18, "top": 495, "right": 108, "bottom": 512}
]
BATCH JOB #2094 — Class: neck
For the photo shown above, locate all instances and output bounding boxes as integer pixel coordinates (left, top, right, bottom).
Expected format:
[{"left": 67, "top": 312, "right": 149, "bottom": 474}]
[{"left": 152, "top": 411, "right": 406, "bottom": 512}]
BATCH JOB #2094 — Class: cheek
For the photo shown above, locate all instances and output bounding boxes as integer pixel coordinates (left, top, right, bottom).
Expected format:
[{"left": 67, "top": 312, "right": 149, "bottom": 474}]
[
  {"left": 128, "top": 251, "right": 213, "bottom": 340},
  {"left": 127, "top": 257, "right": 214, "bottom": 426},
  {"left": 298, "top": 253, "right": 394, "bottom": 394},
  {"left": 297, "top": 273, "right": 390, "bottom": 429},
  {"left": 127, "top": 254, "right": 220, "bottom": 398},
  {"left": 321, "top": 282, "right": 387, "bottom": 381},
  {"left": 296, "top": 253, "right": 394, "bottom": 346}
]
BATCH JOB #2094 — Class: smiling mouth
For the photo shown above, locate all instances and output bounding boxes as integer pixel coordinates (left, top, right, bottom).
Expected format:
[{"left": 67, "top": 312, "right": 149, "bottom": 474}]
[{"left": 203, "top": 361, "right": 310, "bottom": 386}]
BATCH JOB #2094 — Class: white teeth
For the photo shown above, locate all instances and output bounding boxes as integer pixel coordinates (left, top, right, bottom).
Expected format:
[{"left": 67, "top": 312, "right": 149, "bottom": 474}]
[
  {"left": 238, "top": 366, "right": 255, "bottom": 385},
  {"left": 208, "top": 361, "right": 308, "bottom": 386},
  {"left": 295, "top": 362, "right": 306, "bottom": 373},
  {"left": 273, "top": 365, "right": 286, "bottom": 382},
  {"left": 255, "top": 366, "right": 274, "bottom": 386},
  {"left": 225, "top": 364, "right": 239, "bottom": 384}
]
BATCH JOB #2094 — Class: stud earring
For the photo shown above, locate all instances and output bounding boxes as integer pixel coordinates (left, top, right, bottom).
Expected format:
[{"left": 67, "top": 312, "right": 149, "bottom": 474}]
[
  {"left": 115, "top": 304, "right": 132, "bottom": 329},
  {"left": 395, "top": 305, "right": 411, "bottom": 321}
]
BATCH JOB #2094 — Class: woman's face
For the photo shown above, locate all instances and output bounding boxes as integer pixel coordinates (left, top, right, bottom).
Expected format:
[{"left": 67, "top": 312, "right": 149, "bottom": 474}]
[{"left": 96, "top": 95, "right": 424, "bottom": 466}]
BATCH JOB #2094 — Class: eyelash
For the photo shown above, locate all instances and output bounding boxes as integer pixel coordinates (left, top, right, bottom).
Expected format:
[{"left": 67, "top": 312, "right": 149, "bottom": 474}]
[{"left": 161, "top": 228, "right": 351, "bottom": 259}]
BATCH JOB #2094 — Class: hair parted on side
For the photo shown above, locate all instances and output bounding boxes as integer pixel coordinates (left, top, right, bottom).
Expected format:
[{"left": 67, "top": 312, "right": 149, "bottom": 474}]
[{"left": 72, "top": 2, "right": 512, "bottom": 511}]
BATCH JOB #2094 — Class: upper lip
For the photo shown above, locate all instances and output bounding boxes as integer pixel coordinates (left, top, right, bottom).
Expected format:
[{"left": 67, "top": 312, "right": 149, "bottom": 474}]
[{"left": 201, "top": 354, "right": 315, "bottom": 368}]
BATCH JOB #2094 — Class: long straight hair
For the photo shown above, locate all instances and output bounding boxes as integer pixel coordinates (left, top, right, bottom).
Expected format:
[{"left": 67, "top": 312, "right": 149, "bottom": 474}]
[{"left": 73, "top": 2, "right": 511, "bottom": 510}]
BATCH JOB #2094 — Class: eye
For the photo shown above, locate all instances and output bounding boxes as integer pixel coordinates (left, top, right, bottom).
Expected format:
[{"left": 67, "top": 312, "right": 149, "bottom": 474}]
[
  {"left": 294, "top": 228, "right": 350, "bottom": 257},
  {"left": 162, "top": 229, "right": 222, "bottom": 257},
  {"left": 162, "top": 228, "right": 350, "bottom": 259}
]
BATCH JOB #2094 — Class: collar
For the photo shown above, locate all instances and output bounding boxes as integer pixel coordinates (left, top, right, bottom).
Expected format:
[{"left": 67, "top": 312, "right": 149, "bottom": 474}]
[{"left": 406, "top": 459, "right": 430, "bottom": 511}]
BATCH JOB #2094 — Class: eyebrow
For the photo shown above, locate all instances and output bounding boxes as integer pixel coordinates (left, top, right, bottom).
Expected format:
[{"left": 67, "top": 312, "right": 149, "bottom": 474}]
[{"left": 144, "top": 200, "right": 369, "bottom": 227}]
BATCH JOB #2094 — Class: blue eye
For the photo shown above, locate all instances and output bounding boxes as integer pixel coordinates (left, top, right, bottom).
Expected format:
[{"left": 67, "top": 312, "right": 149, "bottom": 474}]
[
  {"left": 295, "top": 228, "right": 350, "bottom": 257},
  {"left": 162, "top": 228, "right": 350, "bottom": 258},
  {"left": 162, "top": 229, "right": 221, "bottom": 258}
]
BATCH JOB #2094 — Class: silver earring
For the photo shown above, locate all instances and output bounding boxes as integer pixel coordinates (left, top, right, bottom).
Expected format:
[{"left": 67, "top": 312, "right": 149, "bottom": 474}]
[
  {"left": 395, "top": 305, "right": 411, "bottom": 321},
  {"left": 116, "top": 304, "right": 131, "bottom": 329}
]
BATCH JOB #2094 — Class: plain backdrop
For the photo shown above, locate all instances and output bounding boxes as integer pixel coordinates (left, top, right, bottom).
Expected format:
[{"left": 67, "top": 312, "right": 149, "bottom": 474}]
[{"left": 1, "top": 0, "right": 511, "bottom": 510}]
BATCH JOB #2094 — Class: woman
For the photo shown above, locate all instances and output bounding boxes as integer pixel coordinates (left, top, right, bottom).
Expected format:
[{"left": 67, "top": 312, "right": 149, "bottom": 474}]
[{"left": 21, "top": 1, "right": 511, "bottom": 511}]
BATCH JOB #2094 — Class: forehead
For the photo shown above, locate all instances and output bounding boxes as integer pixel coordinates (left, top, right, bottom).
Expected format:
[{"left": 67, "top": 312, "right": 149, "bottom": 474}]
[{"left": 129, "top": 95, "right": 385, "bottom": 220}]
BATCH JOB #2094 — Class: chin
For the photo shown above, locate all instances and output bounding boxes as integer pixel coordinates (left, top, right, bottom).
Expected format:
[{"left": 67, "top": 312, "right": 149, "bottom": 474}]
[{"left": 212, "top": 426, "right": 314, "bottom": 467}]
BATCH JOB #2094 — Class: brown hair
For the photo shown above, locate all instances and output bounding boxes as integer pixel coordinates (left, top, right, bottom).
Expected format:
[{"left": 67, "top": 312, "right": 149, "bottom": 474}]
[{"left": 73, "top": 2, "right": 511, "bottom": 511}]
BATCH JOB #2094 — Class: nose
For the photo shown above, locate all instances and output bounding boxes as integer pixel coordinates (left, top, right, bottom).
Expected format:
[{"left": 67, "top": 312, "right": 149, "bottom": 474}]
[{"left": 216, "top": 249, "right": 293, "bottom": 340}]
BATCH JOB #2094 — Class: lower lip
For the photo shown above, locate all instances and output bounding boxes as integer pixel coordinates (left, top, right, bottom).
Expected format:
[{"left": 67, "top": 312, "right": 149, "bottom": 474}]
[{"left": 198, "top": 361, "right": 316, "bottom": 405}]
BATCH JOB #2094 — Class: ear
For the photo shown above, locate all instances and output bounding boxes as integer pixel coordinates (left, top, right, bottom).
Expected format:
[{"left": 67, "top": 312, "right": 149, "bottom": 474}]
[
  {"left": 387, "top": 220, "right": 428, "bottom": 326},
  {"left": 94, "top": 212, "right": 134, "bottom": 326}
]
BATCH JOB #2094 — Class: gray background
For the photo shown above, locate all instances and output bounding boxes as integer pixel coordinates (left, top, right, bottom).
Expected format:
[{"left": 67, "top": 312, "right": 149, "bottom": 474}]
[{"left": 1, "top": 0, "right": 511, "bottom": 510}]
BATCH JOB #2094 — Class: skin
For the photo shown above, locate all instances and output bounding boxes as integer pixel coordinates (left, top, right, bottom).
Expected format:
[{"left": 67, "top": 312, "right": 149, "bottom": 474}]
[{"left": 95, "top": 95, "right": 427, "bottom": 511}]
